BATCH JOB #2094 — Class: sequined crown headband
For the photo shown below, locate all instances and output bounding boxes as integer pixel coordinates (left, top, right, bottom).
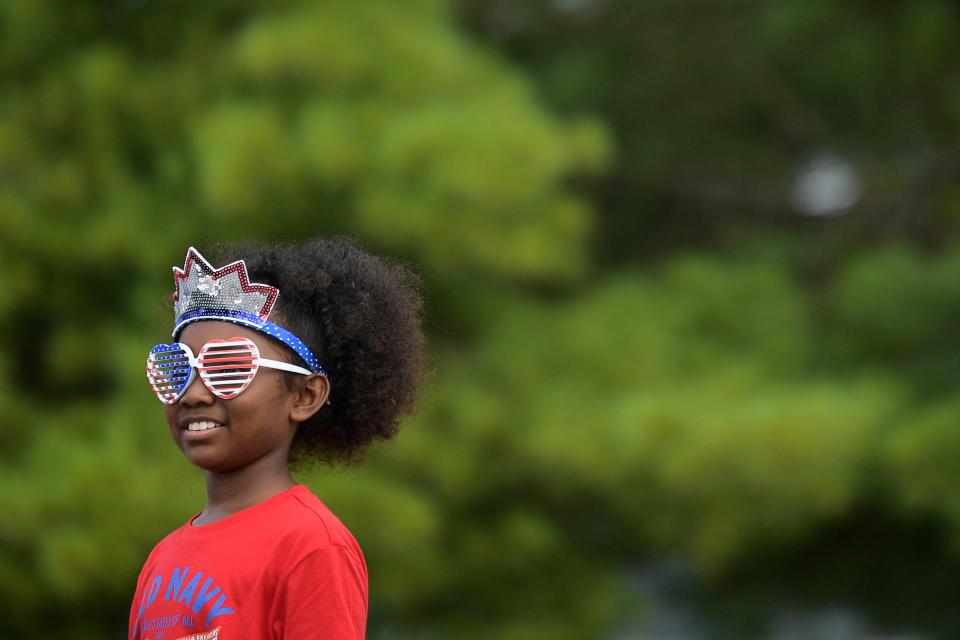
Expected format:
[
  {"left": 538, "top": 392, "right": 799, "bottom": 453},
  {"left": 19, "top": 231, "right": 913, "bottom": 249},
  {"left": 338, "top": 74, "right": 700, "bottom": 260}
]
[{"left": 172, "top": 247, "right": 327, "bottom": 375}]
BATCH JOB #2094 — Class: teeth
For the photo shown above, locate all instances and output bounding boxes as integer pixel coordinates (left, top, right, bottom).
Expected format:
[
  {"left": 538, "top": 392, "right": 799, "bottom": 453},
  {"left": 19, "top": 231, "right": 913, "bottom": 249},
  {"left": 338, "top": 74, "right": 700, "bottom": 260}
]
[{"left": 187, "top": 421, "right": 219, "bottom": 432}]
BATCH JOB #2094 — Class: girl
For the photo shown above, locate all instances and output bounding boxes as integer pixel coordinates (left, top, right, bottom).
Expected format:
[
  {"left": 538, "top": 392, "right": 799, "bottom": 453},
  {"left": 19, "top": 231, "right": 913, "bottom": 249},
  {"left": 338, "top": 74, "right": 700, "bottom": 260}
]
[{"left": 130, "top": 237, "right": 425, "bottom": 640}]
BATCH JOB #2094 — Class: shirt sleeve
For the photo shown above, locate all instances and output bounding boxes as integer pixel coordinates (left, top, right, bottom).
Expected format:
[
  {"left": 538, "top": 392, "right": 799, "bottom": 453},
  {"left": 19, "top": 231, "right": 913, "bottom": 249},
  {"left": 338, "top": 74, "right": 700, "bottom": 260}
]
[{"left": 274, "top": 544, "right": 368, "bottom": 639}]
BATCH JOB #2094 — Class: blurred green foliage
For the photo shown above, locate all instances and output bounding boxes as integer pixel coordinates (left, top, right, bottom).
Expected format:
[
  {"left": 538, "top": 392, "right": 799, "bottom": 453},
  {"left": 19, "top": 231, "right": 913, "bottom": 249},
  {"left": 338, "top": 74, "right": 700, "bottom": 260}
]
[{"left": 3, "top": 0, "right": 960, "bottom": 638}]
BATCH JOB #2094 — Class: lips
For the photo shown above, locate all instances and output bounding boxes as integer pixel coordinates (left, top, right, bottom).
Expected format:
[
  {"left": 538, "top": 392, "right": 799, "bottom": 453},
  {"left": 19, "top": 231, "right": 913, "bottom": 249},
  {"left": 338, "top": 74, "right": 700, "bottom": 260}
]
[
  {"left": 178, "top": 416, "right": 226, "bottom": 431},
  {"left": 186, "top": 420, "right": 219, "bottom": 432}
]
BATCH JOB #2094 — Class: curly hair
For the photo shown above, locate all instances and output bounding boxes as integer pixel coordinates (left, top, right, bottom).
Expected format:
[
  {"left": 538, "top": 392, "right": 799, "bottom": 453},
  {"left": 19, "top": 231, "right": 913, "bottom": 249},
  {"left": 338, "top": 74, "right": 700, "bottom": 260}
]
[{"left": 208, "top": 236, "right": 426, "bottom": 466}]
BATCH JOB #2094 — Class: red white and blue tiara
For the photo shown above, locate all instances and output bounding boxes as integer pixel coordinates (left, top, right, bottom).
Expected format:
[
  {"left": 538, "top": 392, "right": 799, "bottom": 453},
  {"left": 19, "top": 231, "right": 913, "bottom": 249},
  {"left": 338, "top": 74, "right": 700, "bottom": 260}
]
[{"left": 172, "top": 247, "right": 326, "bottom": 375}]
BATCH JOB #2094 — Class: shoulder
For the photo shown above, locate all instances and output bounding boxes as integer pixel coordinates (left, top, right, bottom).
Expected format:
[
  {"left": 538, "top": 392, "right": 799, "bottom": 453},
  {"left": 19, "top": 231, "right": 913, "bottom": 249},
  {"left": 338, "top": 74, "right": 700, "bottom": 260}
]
[
  {"left": 144, "top": 519, "right": 190, "bottom": 556},
  {"left": 268, "top": 485, "right": 364, "bottom": 557},
  {"left": 133, "top": 519, "right": 191, "bottom": 581}
]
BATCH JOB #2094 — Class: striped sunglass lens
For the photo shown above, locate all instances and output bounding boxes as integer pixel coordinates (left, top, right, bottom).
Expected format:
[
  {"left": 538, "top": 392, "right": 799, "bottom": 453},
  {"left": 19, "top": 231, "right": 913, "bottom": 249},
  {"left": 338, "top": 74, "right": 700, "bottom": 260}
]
[{"left": 197, "top": 338, "right": 260, "bottom": 399}]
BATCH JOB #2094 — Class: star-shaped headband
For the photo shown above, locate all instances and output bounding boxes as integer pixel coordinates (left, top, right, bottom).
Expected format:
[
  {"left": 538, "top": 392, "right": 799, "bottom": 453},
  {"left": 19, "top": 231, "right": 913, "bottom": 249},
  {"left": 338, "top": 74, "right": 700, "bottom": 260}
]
[{"left": 171, "top": 247, "right": 327, "bottom": 375}]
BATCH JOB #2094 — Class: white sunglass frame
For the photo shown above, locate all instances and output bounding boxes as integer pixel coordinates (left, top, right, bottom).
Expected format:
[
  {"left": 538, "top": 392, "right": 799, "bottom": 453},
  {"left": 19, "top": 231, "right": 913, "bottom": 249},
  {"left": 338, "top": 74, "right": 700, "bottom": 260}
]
[{"left": 147, "top": 337, "right": 313, "bottom": 404}]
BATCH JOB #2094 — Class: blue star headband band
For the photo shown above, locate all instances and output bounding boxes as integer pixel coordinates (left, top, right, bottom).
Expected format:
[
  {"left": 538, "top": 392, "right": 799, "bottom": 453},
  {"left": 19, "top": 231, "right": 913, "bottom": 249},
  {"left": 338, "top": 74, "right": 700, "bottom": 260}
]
[{"left": 171, "top": 247, "right": 328, "bottom": 377}]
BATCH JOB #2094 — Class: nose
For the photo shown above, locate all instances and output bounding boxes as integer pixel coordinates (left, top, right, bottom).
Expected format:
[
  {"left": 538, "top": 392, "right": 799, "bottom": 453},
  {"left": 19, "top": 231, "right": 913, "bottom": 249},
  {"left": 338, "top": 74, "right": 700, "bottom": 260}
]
[{"left": 178, "top": 371, "right": 216, "bottom": 407}]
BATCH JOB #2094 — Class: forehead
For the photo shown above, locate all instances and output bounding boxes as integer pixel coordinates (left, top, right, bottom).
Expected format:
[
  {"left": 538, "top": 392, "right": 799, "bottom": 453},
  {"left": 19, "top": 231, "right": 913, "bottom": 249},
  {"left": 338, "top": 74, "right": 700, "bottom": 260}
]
[{"left": 177, "top": 321, "right": 286, "bottom": 359}]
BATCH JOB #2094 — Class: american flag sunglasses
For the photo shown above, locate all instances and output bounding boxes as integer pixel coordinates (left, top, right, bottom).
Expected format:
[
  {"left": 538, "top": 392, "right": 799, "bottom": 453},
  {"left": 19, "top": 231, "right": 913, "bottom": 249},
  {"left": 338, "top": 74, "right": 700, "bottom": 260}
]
[{"left": 146, "top": 337, "right": 312, "bottom": 404}]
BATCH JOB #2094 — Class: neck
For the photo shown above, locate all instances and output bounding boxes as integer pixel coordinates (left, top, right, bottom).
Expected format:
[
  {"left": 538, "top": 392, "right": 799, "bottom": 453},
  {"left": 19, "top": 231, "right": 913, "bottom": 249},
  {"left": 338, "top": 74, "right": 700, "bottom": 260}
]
[{"left": 198, "top": 448, "right": 296, "bottom": 525}]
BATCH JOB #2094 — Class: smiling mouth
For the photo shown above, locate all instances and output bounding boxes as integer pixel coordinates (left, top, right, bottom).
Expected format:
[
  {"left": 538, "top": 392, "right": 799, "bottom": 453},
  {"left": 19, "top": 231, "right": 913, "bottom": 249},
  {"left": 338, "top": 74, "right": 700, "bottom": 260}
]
[{"left": 185, "top": 420, "right": 222, "bottom": 432}]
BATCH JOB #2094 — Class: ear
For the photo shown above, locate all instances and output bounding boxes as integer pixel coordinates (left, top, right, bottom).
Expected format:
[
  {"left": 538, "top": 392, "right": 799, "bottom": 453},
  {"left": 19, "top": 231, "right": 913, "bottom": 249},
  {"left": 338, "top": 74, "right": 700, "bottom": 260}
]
[{"left": 289, "top": 374, "right": 330, "bottom": 424}]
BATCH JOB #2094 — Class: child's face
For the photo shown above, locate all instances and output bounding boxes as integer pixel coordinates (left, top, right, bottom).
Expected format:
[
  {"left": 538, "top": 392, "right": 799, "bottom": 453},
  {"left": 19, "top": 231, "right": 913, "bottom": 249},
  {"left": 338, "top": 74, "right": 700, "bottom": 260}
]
[{"left": 163, "top": 320, "right": 300, "bottom": 473}]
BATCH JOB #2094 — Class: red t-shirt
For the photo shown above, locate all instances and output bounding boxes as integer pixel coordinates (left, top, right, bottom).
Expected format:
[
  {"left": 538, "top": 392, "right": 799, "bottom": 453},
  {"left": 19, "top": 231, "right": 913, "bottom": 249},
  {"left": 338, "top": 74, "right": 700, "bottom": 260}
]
[{"left": 129, "top": 485, "right": 367, "bottom": 640}]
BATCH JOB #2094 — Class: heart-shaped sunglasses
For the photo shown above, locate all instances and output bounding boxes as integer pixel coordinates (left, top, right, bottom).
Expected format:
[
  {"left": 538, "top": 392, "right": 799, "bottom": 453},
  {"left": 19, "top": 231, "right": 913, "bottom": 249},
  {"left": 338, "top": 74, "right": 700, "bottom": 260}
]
[{"left": 146, "top": 337, "right": 313, "bottom": 404}]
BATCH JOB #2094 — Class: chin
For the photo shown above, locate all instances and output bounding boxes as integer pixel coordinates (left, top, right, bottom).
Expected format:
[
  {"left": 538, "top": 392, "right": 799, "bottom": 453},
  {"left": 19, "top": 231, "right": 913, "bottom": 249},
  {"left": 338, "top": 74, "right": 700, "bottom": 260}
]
[{"left": 183, "top": 451, "right": 237, "bottom": 474}]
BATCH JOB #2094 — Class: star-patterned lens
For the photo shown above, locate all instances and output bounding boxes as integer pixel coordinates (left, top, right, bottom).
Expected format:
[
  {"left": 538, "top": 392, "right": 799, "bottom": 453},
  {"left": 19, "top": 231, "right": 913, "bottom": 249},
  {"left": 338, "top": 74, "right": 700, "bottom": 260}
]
[{"left": 146, "top": 343, "right": 194, "bottom": 404}]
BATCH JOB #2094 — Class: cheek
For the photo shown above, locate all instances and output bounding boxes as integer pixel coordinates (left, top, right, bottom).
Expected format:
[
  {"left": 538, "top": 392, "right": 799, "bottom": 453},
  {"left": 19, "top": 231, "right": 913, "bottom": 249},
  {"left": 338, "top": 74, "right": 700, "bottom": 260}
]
[
  {"left": 163, "top": 406, "right": 182, "bottom": 440},
  {"left": 246, "top": 373, "right": 293, "bottom": 410}
]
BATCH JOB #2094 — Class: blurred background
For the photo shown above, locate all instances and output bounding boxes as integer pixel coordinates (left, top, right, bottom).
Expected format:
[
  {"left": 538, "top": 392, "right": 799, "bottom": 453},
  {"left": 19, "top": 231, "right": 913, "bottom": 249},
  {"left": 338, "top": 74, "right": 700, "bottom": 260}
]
[{"left": 3, "top": 0, "right": 960, "bottom": 638}]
